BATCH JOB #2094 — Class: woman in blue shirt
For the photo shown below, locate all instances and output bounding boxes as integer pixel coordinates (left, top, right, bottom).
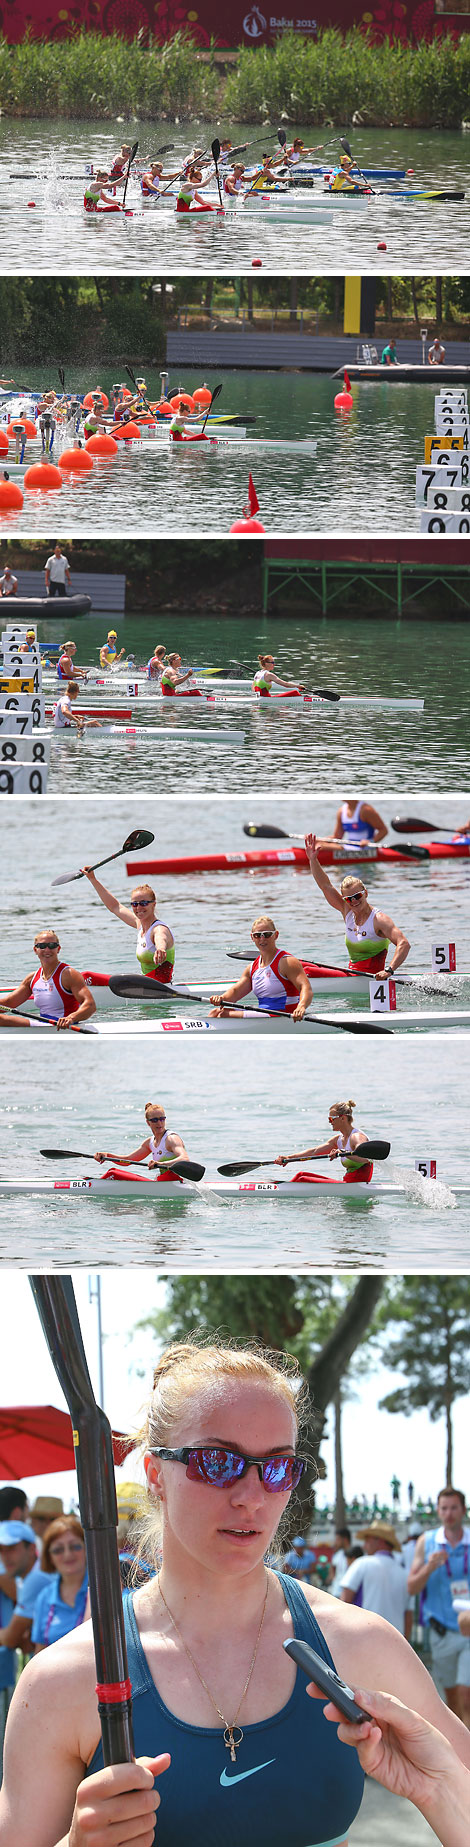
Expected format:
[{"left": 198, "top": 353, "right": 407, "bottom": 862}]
[
  {"left": 1, "top": 1341, "right": 470, "bottom": 1846},
  {"left": 31, "top": 1516, "right": 88, "bottom": 1652}
]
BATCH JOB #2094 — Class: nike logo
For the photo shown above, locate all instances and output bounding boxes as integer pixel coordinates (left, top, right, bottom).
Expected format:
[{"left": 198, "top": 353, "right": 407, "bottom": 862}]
[{"left": 220, "top": 1759, "right": 275, "bottom": 1787}]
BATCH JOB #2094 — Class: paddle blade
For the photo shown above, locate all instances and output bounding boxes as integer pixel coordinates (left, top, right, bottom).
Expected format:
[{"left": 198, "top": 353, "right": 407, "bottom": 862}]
[
  {"left": 243, "top": 823, "right": 289, "bottom": 839},
  {"left": 218, "top": 1160, "right": 264, "bottom": 1176},
  {"left": 51, "top": 867, "right": 84, "bottom": 886},
  {"left": 340, "top": 137, "right": 353, "bottom": 157},
  {"left": 392, "top": 816, "right": 438, "bottom": 834},
  {"left": 349, "top": 1140, "right": 391, "bottom": 1162},
  {"left": 122, "top": 829, "right": 154, "bottom": 851},
  {"left": 312, "top": 688, "right": 341, "bottom": 702},
  {"left": 212, "top": 138, "right": 221, "bottom": 163},
  {"left": 40, "top": 1148, "right": 91, "bottom": 1160},
  {"left": 277, "top": 128, "right": 287, "bottom": 146},
  {"left": 166, "top": 1159, "right": 205, "bottom": 1182},
  {"left": 109, "top": 973, "right": 171, "bottom": 998},
  {"left": 394, "top": 843, "right": 430, "bottom": 861}
]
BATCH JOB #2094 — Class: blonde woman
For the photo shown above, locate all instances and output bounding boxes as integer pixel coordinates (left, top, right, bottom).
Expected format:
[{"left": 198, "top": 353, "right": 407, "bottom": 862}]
[
  {"left": 210, "top": 915, "right": 313, "bottom": 1021},
  {"left": 1, "top": 1340, "right": 469, "bottom": 1846},
  {"left": 94, "top": 1102, "right": 189, "bottom": 1183},
  {"left": 252, "top": 655, "right": 305, "bottom": 698},
  {"left": 304, "top": 833, "right": 410, "bottom": 976},
  {"left": 82, "top": 872, "right": 175, "bottom": 984},
  {"left": 276, "top": 1099, "right": 375, "bottom": 1186}
]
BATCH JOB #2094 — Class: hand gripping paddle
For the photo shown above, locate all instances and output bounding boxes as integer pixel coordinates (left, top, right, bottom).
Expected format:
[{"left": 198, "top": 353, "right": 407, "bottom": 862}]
[{"left": 51, "top": 829, "right": 154, "bottom": 887}]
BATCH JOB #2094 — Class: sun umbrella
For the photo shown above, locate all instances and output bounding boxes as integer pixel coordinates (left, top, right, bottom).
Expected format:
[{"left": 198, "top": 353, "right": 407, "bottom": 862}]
[{"left": 0, "top": 1405, "right": 130, "bottom": 1478}]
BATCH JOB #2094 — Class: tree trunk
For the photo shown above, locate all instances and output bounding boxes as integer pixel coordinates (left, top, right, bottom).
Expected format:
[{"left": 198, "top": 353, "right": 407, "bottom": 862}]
[
  {"left": 445, "top": 1312, "right": 453, "bottom": 1483},
  {"left": 435, "top": 277, "right": 442, "bottom": 326},
  {"left": 334, "top": 1387, "right": 346, "bottom": 1528},
  {"left": 294, "top": 1278, "right": 384, "bottom": 1526},
  {"left": 410, "top": 277, "right": 420, "bottom": 327},
  {"left": 203, "top": 278, "right": 214, "bottom": 315},
  {"left": 290, "top": 278, "right": 299, "bottom": 324},
  {"left": 246, "top": 279, "right": 254, "bottom": 323},
  {"left": 387, "top": 277, "right": 392, "bottom": 322}
]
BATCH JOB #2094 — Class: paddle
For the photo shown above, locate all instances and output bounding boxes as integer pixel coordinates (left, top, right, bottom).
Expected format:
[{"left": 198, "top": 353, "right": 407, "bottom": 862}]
[
  {"left": 122, "top": 139, "right": 138, "bottom": 209},
  {"left": 223, "top": 950, "right": 448, "bottom": 997},
  {"left": 30, "top": 1275, "right": 134, "bottom": 1766},
  {"left": 339, "top": 137, "right": 375, "bottom": 194},
  {"left": 218, "top": 1139, "right": 391, "bottom": 1176},
  {"left": 392, "top": 814, "right": 462, "bottom": 834},
  {"left": 51, "top": 828, "right": 154, "bottom": 887},
  {"left": 124, "top": 364, "right": 156, "bottom": 423},
  {"left": 0, "top": 1007, "right": 90, "bottom": 1032},
  {"left": 201, "top": 383, "right": 223, "bottom": 432},
  {"left": 211, "top": 138, "right": 223, "bottom": 208},
  {"left": 39, "top": 1148, "right": 205, "bottom": 1180},
  {"left": 108, "top": 974, "right": 390, "bottom": 1033},
  {"left": 242, "top": 823, "right": 430, "bottom": 860}
]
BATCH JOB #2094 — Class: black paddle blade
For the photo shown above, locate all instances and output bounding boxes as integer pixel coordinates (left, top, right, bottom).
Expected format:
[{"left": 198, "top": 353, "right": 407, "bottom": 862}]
[
  {"left": 212, "top": 137, "right": 221, "bottom": 163},
  {"left": 169, "top": 1160, "right": 205, "bottom": 1182},
  {"left": 392, "top": 816, "right": 437, "bottom": 834},
  {"left": 123, "top": 828, "right": 154, "bottom": 850},
  {"left": 277, "top": 128, "right": 287, "bottom": 146},
  {"left": 243, "top": 823, "right": 289, "bottom": 839},
  {"left": 349, "top": 1139, "right": 391, "bottom": 1161},
  {"left": 313, "top": 687, "right": 341, "bottom": 702},
  {"left": 340, "top": 137, "right": 353, "bottom": 157},
  {"left": 394, "top": 843, "right": 430, "bottom": 861},
  {"left": 219, "top": 1160, "right": 264, "bottom": 1176},
  {"left": 109, "top": 973, "right": 167, "bottom": 998}
]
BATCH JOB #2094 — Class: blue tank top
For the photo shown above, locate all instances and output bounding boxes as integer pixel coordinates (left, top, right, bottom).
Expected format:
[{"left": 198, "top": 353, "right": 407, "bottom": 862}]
[
  {"left": 340, "top": 803, "right": 374, "bottom": 843},
  {"left": 88, "top": 1573, "right": 364, "bottom": 1845},
  {"left": 422, "top": 1528, "right": 470, "bottom": 1632}
]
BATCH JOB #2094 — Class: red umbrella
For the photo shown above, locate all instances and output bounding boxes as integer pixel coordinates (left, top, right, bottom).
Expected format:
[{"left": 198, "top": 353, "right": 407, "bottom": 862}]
[{"left": 0, "top": 1406, "right": 131, "bottom": 1478}]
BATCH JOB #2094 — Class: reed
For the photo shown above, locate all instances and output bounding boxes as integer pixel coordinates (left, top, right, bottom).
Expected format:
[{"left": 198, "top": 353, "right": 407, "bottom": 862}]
[{"left": 0, "top": 30, "right": 218, "bottom": 118}]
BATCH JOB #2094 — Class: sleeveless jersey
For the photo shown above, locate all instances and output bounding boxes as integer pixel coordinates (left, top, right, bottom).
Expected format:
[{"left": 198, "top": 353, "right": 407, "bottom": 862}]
[
  {"left": 57, "top": 655, "right": 73, "bottom": 681},
  {"left": 340, "top": 803, "right": 374, "bottom": 843},
  {"left": 30, "top": 961, "right": 78, "bottom": 1020},
  {"left": 87, "top": 1573, "right": 364, "bottom": 1847},
  {"left": 251, "top": 949, "right": 299, "bottom": 1013},
  {"left": 136, "top": 920, "right": 175, "bottom": 982},
  {"left": 344, "top": 906, "right": 389, "bottom": 969},
  {"left": 337, "top": 1129, "right": 369, "bottom": 1172},
  {"left": 253, "top": 669, "right": 271, "bottom": 695},
  {"left": 147, "top": 658, "right": 163, "bottom": 680},
  {"left": 53, "top": 697, "right": 73, "bottom": 729},
  {"left": 422, "top": 1527, "right": 470, "bottom": 1632}
]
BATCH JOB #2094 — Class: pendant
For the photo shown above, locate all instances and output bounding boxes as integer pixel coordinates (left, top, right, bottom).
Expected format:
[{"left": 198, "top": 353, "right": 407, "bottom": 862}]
[{"left": 224, "top": 1725, "right": 244, "bottom": 1762}]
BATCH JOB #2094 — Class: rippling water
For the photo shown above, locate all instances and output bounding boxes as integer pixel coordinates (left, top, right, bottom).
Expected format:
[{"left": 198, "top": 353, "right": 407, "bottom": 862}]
[
  {"left": 1, "top": 610, "right": 467, "bottom": 792},
  {"left": 2, "top": 1037, "right": 469, "bottom": 1270},
  {"left": 2, "top": 122, "right": 470, "bottom": 272},
  {"left": 2, "top": 369, "right": 468, "bottom": 535}
]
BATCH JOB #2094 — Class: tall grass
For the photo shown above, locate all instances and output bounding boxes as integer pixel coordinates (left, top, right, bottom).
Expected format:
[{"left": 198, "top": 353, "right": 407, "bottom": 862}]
[
  {"left": 0, "top": 27, "right": 470, "bottom": 123},
  {"left": 0, "top": 30, "right": 218, "bottom": 118}
]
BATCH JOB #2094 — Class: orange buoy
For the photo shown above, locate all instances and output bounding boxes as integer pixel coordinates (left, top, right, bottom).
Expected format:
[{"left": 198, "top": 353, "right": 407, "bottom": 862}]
[
  {"left": 192, "top": 385, "right": 212, "bottom": 408},
  {"left": 58, "top": 447, "right": 94, "bottom": 472},
  {"left": 23, "top": 462, "right": 62, "bottom": 490},
  {"left": 0, "top": 478, "right": 24, "bottom": 509},
  {"left": 85, "top": 433, "right": 119, "bottom": 456},
  {"left": 169, "top": 392, "right": 196, "bottom": 412},
  {"left": 83, "top": 390, "right": 109, "bottom": 410},
  {"left": 6, "top": 418, "right": 37, "bottom": 440},
  {"left": 334, "top": 366, "right": 353, "bottom": 412},
  {"left": 113, "top": 420, "right": 142, "bottom": 440},
  {"left": 0, "top": 432, "right": 8, "bottom": 454},
  {"left": 229, "top": 516, "right": 265, "bottom": 533},
  {"left": 153, "top": 399, "right": 173, "bottom": 417}
]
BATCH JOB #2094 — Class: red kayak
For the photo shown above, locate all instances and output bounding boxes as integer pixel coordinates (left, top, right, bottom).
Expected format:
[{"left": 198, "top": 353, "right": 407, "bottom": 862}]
[
  {"left": 127, "top": 842, "right": 470, "bottom": 877},
  {"left": 46, "top": 707, "right": 132, "bottom": 721}
]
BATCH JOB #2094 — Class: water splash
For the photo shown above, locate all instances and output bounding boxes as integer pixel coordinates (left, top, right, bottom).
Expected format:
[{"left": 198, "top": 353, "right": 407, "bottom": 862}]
[{"left": 387, "top": 1162, "right": 457, "bottom": 1210}]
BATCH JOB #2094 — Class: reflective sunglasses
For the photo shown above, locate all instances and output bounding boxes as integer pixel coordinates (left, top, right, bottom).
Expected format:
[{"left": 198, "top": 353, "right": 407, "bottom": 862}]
[
  {"left": 347, "top": 893, "right": 365, "bottom": 904},
  {"left": 131, "top": 898, "right": 153, "bottom": 910},
  {"left": 252, "top": 930, "right": 275, "bottom": 941},
  {"left": 34, "top": 940, "right": 59, "bottom": 952},
  {"left": 150, "top": 1445, "right": 306, "bottom": 1491}
]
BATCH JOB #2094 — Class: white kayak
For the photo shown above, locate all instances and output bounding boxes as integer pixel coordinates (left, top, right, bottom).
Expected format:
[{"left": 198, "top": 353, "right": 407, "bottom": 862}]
[
  {"left": 48, "top": 724, "right": 245, "bottom": 745},
  {"left": 1, "top": 1011, "right": 469, "bottom": 1035},
  {"left": 1, "top": 1169, "right": 468, "bottom": 1200},
  {"left": 39, "top": 676, "right": 424, "bottom": 711},
  {"left": 2, "top": 972, "right": 464, "bottom": 1009}
]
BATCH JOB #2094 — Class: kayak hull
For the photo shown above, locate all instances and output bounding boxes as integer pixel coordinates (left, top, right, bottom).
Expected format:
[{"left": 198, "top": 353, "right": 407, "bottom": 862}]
[
  {"left": 1, "top": 1010, "right": 469, "bottom": 1034},
  {"left": 0, "top": 1171, "right": 468, "bottom": 1199},
  {"left": 127, "top": 842, "right": 470, "bottom": 875}
]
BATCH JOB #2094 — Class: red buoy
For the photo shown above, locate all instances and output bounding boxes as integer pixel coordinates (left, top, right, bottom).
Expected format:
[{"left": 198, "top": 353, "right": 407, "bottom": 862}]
[
  {"left": 334, "top": 366, "right": 353, "bottom": 412},
  {"left": 113, "top": 420, "right": 142, "bottom": 441},
  {"left": 58, "top": 448, "right": 94, "bottom": 472},
  {"left": 83, "top": 389, "right": 109, "bottom": 410},
  {"left": 0, "top": 432, "right": 8, "bottom": 454},
  {"left": 0, "top": 478, "right": 24, "bottom": 509},
  {"left": 230, "top": 516, "right": 265, "bottom": 532},
  {"left": 85, "top": 433, "right": 119, "bottom": 456},
  {"left": 6, "top": 418, "right": 37, "bottom": 439},
  {"left": 23, "top": 461, "right": 62, "bottom": 490}
]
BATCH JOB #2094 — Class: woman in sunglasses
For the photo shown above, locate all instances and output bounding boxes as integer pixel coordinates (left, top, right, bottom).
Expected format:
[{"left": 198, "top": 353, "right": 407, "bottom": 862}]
[
  {"left": 252, "top": 654, "right": 305, "bottom": 698},
  {"left": 94, "top": 1101, "right": 190, "bottom": 1183},
  {"left": 275, "top": 1099, "right": 374, "bottom": 1185},
  {"left": 2, "top": 1339, "right": 470, "bottom": 1846},
  {"left": 32, "top": 1518, "right": 88, "bottom": 1654},
  {"left": 210, "top": 916, "right": 313, "bottom": 1020},
  {"left": 304, "top": 835, "right": 410, "bottom": 977},
  {"left": 82, "top": 871, "right": 175, "bottom": 983}
]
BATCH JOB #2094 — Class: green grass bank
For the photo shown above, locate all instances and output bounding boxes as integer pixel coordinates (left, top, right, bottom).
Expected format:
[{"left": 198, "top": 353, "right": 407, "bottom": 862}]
[{"left": 1, "top": 28, "right": 470, "bottom": 127}]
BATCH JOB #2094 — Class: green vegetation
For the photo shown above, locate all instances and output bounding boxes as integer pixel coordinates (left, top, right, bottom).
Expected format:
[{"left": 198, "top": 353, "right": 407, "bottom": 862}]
[
  {"left": 0, "top": 277, "right": 165, "bottom": 364},
  {"left": 1, "top": 27, "right": 470, "bottom": 124}
]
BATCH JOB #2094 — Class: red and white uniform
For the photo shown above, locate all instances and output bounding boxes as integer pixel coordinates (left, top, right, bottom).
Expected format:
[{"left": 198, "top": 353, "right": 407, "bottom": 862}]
[
  {"left": 30, "top": 962, "right": 78, "bottom": 1020},
  {"left": 250, "top": 948, "right": 299, "bottom": 1014}
]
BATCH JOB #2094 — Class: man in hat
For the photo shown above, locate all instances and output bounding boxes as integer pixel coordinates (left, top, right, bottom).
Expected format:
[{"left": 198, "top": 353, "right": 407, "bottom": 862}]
[
  {"left": 408, "top": 1487, "right": 470, "bottom": 1724},
  {"left": 340, "top": 1518, "right": 408, "bottom": 1633},
  {"left": 29, "top": 1494, "right": 64, "bottom": 1549},
  {"left": 0, "top": 1518, "right": 50, "bottom": 1657}
]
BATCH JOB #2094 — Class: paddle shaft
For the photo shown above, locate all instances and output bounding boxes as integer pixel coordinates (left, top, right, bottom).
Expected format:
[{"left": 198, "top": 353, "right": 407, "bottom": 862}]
[
  {"left": 243, "top": 824, "right": 429, "bottom": 860},
  {"left": 51, "top": 829, "right": 154, "bottom": 887},
  {"left": 39, "top": 1149, "right": 204, "bottom": 1179},
  {"left": 29, "top": 1275, "right": 134, "bottom": 1766},
  {"left": 108, "top": 975, "right": 389, "bottom": 1033},
  {"left": 122, "top": 140, "right": 138, "bottom": 209},
  {"left": 218, "top": 1138, "right": 391, "bottom": 1175}
]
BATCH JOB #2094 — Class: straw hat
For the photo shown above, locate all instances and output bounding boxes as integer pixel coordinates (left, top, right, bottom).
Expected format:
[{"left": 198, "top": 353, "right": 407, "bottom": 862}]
[
  {"left": 356, "top": 1518, "right": 401, "bottom": 1550},
  {"left": 30, "top": 1494, "right": 64, "bottom": 1518}
]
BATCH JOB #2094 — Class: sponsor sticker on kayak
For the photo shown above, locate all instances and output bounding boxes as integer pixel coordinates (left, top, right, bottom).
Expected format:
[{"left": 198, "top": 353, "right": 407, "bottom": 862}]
[
  {"left": 238, "top": 1182, "right": 278, "bottom": 1191},
  {"left": 162, "top": 1020, "right": 211, "bottom": 1031},
  {"left": 54, "top": 1179, "right": 93, "bottom": 1190}
]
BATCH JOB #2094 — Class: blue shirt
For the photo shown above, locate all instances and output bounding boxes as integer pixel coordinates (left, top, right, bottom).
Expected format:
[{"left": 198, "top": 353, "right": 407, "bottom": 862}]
[
  {"left": 31, "top": 1571, "right": 88, "bottom": 1647},
  {"left": 14, "top": 1561, "right": 50, "bottom": 1620},
  {"left": 88, "top": 1573, "right": 364, "bottom": 1847},
  {"left": 422, "top": 1527, "right": 470, "bottom": 1632},
  {"left": 0, "top": 1588, "right": 16, "bottom": 1690},
  {"left": 284, "top": 1547, "right": 317, "bottom": 1577}
]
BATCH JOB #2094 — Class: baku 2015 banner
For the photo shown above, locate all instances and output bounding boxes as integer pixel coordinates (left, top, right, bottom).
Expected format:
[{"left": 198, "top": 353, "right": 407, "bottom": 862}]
[{"left": 0, "top": 0, "right": 466, "bottom": 45}]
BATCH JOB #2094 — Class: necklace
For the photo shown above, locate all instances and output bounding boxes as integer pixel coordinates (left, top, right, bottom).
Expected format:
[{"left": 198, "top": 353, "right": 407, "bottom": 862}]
[{"left": 158, "top": 1570, "right": 270, "bottom": 1761}]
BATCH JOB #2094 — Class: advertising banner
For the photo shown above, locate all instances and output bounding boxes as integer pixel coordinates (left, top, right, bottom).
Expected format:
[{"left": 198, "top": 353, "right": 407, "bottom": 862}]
[{"left": 0, "top": 0, "right": 457, "bottom": 46}]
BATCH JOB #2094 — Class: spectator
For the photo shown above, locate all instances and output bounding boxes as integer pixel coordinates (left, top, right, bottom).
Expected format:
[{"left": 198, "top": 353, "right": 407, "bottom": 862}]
[
  {"left": 328, "top": 1526, "right": 351, "bottom": 1596},
  {"left": 32, "top": 1517, "right": 88, "bottom": 1651},
  {"left": 283, "top": 1535, "right": 317, "bottom": 1580},
  {"left": 0, "top": 1520, "right": 40, "bottom": 1762},
  {"left": 340, "top": 1519, "right": 408, "bottom": 1633},
  {"left": 29, "top": 1494, "right": 64, "bottom": 1549},
  {"left": 428, "top": 336, "right": 446, "bottom": 365},
  {"left": 381, "top": 339, "right": 398, "bottom": 366},
  {"left": 408, "top": 1487, "right": 470, "bottom": 1725},
  {"left": 0, "top": 1488, "right": 28, "bottom": 1524},
  {"left": 0, "top": 567, "right": 18, "bottom": 599},
  {"left": 44, "top": 545, "right": 72, "bottom": 598},
  {"left": 401, "top": 1521, "right": 423, "bottom": 1642}
]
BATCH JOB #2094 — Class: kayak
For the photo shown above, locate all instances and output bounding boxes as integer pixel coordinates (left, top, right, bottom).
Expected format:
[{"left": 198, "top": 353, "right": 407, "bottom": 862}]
[
  {"left": 0, "top": 595, "right": 91, "bottom": 618},
  {"left": 46, "top": 722, "right": 245, "bottom": 744},
  {"left": 126, "top": 842, "right": 470, "bottom": 874},
  {"left": 40, "top": 684, "right": 425, "bottom": 713},
  {"left": 1, "top": 1010, "right": 468, "bottom": 1035},
  {"left": 1, "top": 1169, "right": 467, "bottom": 1199},
  {"left": 3, "top": 969, "right": 464, "bottom": 1009}
]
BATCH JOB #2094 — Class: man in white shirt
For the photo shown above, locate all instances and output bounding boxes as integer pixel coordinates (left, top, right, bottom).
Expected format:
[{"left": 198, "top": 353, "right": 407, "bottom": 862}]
[
  {"left": 44, "top": 545, "right": 72, "bottom": 597},
  {"left": 328, "top": 1525, "right": 351, "bottom": 1596},
  {"left": 0, "top": 567, "right": 18, "bottom": 597},
  {"left": 340, "top": 1518, "right": 408, "bottom": 1633}
]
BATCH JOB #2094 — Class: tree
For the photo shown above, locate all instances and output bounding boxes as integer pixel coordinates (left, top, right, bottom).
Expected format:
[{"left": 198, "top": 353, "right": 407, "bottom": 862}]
[{"left": 378, "top": 1278, "right": 470, "bottom": 1483}]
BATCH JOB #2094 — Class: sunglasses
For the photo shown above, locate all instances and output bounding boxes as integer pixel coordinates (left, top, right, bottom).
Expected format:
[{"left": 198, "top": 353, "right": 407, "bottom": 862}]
[
  {"left": 34, "top": 941, "right": 59, "bottom": 952},
  {"left": 49, "top": 1542, "right": 84, "bottom": 1558},
  {"left": 252, "top": 930, "right": 275, "bottom": 941},
  {"left": 150, "top": 1445, "right": 306, "bottom": 1491},
  {"left": 147, "top": 1114, "right": 166, "bottom": 1123},
  {"left": 347, "top": 893, "right": 365, "bottom": 903},
  {"left": 131, "top": 899, "right": 153, "bottom": 909}
]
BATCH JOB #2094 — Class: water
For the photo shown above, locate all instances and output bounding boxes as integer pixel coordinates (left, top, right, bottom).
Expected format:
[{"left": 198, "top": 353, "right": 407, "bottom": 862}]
[
  {"left": 1, "top": 611, "right": 468, "bottom": 791},
  {"left": 1, "top": 368, "right": 467, "bottom": 534},
  {"left": 2, "top": 1036, "right": 469, "bottom": 1269},
  {"left": 2, "top": 122, "right": 470, "bottom": 272},
  {"left": 2, "top": 796, "right": 469, "bottom": 1019}
]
